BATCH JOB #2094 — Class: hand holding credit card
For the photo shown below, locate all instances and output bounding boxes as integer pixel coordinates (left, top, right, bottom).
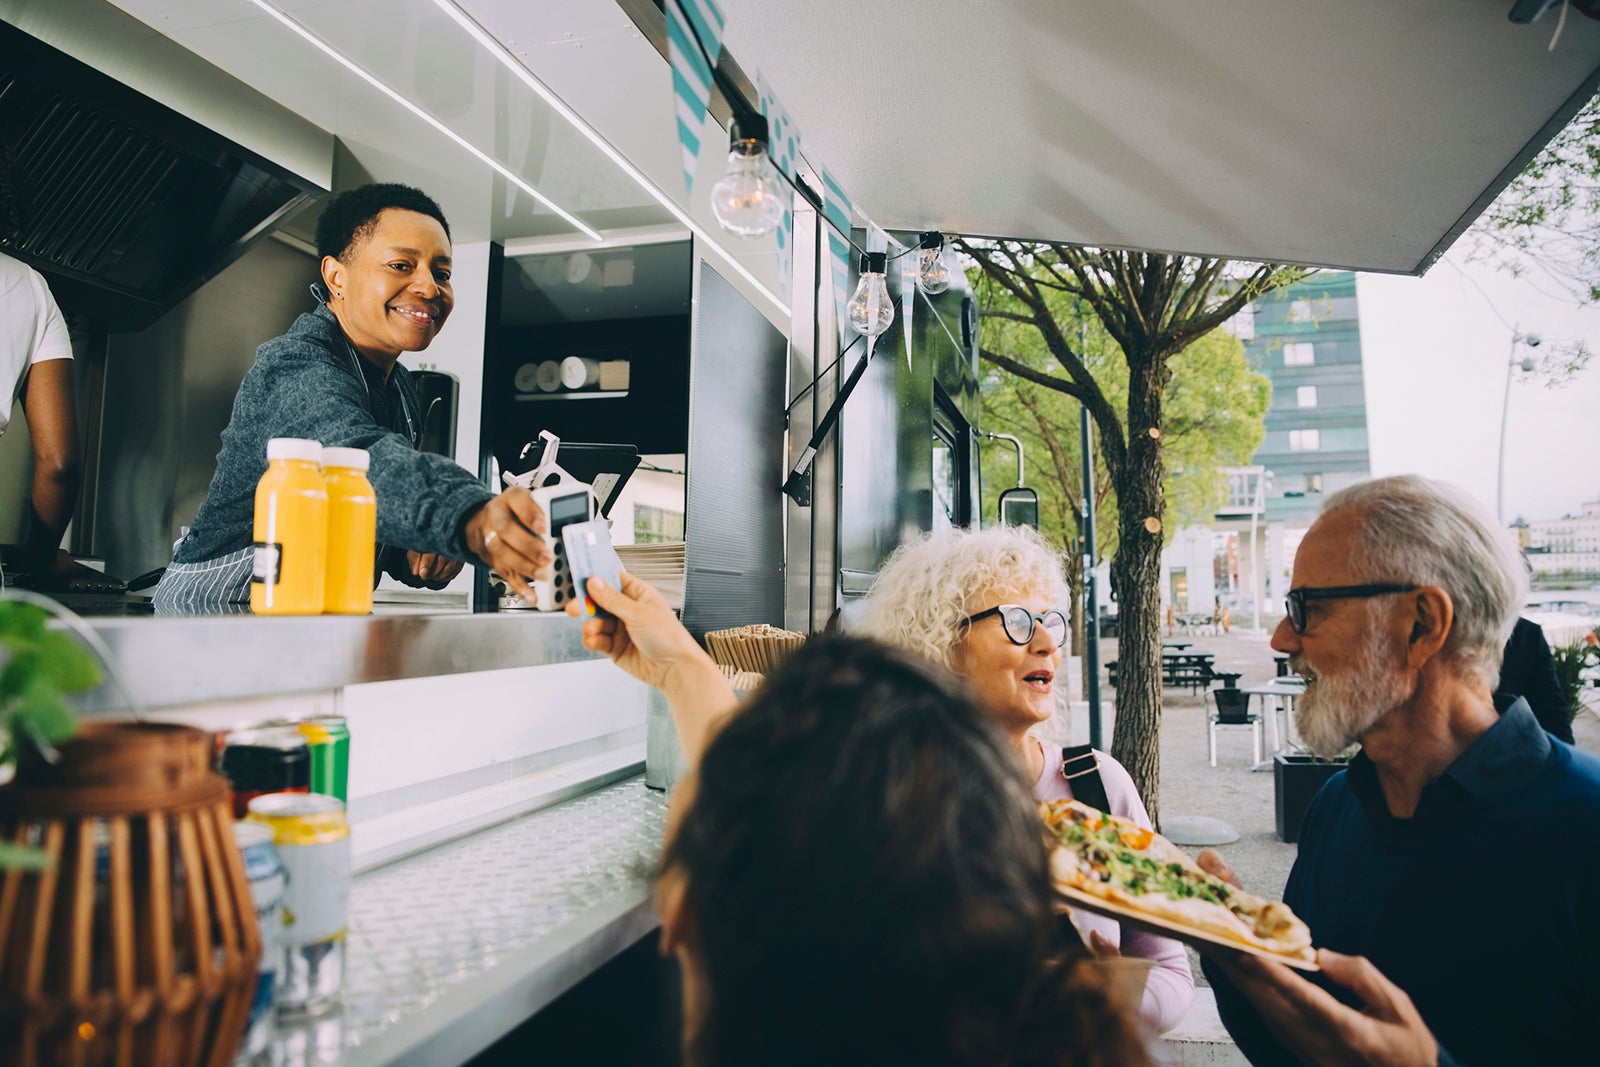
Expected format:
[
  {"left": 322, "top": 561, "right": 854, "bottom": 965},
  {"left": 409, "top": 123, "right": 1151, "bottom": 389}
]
[{"left": 561, "top": 519, "right": 623, "bottom": 617}]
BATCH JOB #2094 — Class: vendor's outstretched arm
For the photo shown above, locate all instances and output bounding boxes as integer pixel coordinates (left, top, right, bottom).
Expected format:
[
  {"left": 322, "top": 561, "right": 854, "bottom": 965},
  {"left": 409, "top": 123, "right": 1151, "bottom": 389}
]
[{"left": 570, "top": 572, "right": 735, "bottom": 766}]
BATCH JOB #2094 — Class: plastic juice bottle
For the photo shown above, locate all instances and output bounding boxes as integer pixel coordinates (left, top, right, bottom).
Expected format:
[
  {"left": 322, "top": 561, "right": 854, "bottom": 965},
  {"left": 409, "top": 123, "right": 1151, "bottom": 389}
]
[
  {"left": 320, "top": 446, "right": 377, "bottom": 615},
  {"left": 251, "top": 437, "right": 327, "bottom": 615}
]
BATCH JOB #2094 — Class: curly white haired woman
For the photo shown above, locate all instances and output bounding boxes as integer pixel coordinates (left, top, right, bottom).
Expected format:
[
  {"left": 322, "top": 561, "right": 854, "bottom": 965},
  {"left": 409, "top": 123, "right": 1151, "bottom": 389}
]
[{"left": 860, "top": 524, "right": 1195, "bottom": 1035}]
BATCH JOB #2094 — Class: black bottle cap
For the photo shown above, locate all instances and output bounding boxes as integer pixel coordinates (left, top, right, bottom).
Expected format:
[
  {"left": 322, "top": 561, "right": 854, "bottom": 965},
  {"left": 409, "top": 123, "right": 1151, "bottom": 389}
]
[
  {"left": 729, "top": 113, "right": 770, "bottom": 148},
  {"left": 859, "top": 251, "right": 888, "bottom": 274}
]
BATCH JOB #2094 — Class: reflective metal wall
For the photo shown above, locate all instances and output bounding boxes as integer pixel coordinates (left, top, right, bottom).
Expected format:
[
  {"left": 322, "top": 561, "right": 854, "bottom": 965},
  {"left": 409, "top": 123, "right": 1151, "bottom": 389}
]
[
  {"left": 837, "top": 241, "right": 980, "bottom": 597},
  {"left": 93, "top": 236, "right": 314, "bottom": 578},
  {"left": 680, "top": 259, "right": 788, "bottom": 636}
]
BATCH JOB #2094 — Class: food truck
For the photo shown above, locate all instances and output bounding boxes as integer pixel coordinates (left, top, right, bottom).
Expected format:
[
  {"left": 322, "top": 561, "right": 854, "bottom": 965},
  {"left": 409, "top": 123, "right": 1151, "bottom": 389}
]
[{"left": 1, "top": 0, "right": 1596, "bottom": 1062}]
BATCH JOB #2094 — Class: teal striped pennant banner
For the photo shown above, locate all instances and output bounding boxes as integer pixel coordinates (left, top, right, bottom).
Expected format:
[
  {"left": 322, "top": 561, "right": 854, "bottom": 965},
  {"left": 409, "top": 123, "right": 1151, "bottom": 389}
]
[
  {"left": 758, "top": 73, "right": 801, "bottom": 302},
  {"left": 821, "top": 167, "right": 853, "bottom": 355},
  {"left": 666, "top": 0, "right": 726, "bottom": 197}
]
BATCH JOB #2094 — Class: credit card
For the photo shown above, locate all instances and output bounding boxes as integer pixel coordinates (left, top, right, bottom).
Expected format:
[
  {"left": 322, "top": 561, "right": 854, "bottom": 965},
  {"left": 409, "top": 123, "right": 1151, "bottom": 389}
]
[{"left": 561, "top": 519, "right": 622, "bottom": 618}]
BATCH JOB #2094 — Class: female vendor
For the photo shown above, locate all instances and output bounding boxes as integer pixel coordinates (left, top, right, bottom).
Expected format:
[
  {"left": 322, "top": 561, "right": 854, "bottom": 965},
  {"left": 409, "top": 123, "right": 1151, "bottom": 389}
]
[{"left": 154, "top": 183, "right": 550, "bottom": 612}]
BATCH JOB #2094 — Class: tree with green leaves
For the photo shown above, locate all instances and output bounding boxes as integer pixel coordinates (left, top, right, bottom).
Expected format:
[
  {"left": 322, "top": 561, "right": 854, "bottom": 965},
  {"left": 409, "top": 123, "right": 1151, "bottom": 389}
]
[
  {"left": 979, "top": 303, "right": 1271, "bottom": 673},
  {"left": 1472, "top": 92, "right": 1600, "bottom": 305},
  {"left": 978, "top": 302, "right": 1118, "bottom": 662},
  {"left": 958, "top": 242, "right": 1310, "bottom": 823},
  {"left": 1463, "top": 91, "right": 1596, "bottom": 381}
]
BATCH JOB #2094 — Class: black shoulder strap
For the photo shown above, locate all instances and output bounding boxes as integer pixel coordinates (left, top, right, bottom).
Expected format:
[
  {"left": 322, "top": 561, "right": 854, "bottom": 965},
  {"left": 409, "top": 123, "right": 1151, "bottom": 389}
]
[{"left": 1060, "top": 744, "right": 1110, "bottom": 812}]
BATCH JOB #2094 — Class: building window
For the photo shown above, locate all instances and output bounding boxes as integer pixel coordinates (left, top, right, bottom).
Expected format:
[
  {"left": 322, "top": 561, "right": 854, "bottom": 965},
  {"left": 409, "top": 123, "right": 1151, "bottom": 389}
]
[
  {"left": 1297, "top": 385, "right": 1318, "bottom": 408},
  {"left": 634, "top": 504, "right": 685, "bottom": 544},
  {"left": 932, "top": 434, "right": 957, "bottom": 534},
  {"left": 1289, "top": 429, "right": 1321, "bottom": 452},
  {"left": 1283, "top": 342, "right": 1315, "bottom": 366},
  {"left": 1306, "top": 473, "right": 1323, "bottom": 493}
]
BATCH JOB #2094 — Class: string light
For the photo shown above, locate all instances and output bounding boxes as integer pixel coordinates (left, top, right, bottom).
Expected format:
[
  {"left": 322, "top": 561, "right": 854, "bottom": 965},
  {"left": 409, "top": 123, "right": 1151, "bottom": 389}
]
[
  {"left": 916, "top": 231, "right": 951, "bottom": 294},
  {"left": 847, "top": 252, "right": 895, "bottom": 337},
  {"left": 709, "top": 115, "right": 786, "bottom": 239}
]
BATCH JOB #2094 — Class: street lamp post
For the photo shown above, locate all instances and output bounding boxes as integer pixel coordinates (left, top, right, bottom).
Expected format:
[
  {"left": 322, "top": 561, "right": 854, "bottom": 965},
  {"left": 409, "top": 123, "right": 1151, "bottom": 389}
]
[{"left": 1497, "top": 326, "right": 1541, "bottom": 524}]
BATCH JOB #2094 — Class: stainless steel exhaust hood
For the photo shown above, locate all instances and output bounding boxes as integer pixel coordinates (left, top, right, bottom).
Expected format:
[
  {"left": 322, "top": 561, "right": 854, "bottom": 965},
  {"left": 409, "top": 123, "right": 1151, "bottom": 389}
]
[{"left": 0, "top": 17, "right": 325, "bottom": 331}]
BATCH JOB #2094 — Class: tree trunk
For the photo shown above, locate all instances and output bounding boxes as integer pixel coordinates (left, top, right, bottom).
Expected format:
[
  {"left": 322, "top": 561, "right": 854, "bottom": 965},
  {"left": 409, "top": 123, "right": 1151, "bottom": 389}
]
[{"left": 1108, "top": 353, "right": 1168, "bottom": 828}]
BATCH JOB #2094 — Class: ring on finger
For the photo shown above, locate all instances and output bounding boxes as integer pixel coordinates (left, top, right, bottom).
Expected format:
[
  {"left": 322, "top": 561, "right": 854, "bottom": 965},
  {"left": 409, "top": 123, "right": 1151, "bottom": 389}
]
[{"left": 484, "top": 529, "right": 499, "bottom": 550}]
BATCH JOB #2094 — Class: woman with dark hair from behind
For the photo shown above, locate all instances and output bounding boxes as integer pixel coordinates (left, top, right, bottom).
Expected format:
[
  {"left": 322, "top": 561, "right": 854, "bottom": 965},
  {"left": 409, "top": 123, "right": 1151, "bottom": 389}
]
[{"left": 573, "top": 572, "right": 1152, "bottom": 1067}]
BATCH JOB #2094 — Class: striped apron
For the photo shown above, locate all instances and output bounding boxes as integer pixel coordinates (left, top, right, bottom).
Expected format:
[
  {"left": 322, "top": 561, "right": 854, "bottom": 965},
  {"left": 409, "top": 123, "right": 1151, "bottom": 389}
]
[{"left": 151, "top": 543, "right": 254, "bottom": 614}]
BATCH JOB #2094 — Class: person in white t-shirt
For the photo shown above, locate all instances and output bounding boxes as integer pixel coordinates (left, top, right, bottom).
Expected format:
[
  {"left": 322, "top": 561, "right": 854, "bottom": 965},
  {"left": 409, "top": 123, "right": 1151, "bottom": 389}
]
[{"left": 1, "top": 250, "right": 82, "bottom": 582}]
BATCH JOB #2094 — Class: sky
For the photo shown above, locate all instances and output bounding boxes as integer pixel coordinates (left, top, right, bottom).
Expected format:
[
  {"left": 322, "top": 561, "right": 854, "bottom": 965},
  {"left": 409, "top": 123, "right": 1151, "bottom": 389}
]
[{"left": 1357, "top": 250, "right": 1600, "bottom": 525}]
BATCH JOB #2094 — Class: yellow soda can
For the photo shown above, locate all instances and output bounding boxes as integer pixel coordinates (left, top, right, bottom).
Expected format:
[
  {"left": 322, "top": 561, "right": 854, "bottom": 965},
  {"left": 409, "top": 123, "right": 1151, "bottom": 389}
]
[{"left": 246, "top": 792, "right": 351, "bottom": 1014}]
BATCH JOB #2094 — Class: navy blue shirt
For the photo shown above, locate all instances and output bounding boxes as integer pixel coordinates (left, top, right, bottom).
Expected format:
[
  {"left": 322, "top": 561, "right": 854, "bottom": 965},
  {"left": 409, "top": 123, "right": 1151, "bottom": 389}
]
[{"left": 1206, "top": 699, "right": 1600, "bottom": 1065}]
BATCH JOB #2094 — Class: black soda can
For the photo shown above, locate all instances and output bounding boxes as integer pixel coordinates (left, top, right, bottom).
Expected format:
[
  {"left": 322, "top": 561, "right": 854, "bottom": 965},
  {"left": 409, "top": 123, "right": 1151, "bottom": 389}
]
[{"left": 221, "top": 727, "right": 311, "bottom": 819}]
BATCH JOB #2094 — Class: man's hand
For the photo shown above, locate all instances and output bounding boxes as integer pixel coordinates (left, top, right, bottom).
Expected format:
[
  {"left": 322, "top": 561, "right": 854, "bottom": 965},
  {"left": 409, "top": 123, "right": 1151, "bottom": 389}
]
[
  {"left": 406, "top": 551, "right": 464, "bottom": 584},
  {"left": 566, "top": 571, "right": 734, "bottom": 765},
  {"left": 1209, "top": 949, "right": 1439, "bottom": 1067},
  {"left": 463, "top": 487, "right": 554, "bottom": 604}
]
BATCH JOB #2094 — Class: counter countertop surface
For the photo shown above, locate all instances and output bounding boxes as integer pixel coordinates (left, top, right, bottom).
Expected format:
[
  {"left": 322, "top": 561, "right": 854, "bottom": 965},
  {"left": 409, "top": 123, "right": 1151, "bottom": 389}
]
[
  {"left": 272, "top": 775, "right": 670, "bottom": 1067},
  {"left": 65, "top": 607, "right": 599, "bottom": 713}
]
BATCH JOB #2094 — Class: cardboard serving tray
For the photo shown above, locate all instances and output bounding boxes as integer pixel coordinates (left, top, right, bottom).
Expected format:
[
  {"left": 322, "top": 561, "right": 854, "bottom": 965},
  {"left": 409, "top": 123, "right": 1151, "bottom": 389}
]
[{"left": 1054, "top": 882, "right": 1320, "bottom": 971}]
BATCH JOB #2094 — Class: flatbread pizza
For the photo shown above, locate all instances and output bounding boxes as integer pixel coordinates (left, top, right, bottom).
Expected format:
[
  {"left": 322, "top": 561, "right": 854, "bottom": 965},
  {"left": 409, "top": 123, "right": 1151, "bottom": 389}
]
[{"left": 1043, "top": 799, "right": 1317, "bottom": 969}]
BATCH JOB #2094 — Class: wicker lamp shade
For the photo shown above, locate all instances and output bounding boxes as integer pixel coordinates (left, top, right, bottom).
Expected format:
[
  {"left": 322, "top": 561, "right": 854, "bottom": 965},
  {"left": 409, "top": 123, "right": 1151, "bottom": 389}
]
[{"left": 0, "top": 722, "right": 261, "bottom": 1067}]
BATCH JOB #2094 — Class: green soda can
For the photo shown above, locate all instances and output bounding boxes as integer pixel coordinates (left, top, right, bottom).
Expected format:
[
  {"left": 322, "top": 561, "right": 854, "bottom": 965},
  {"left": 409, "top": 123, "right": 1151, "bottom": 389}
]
[{"left": 297, "top": 716, "right": 350, "bottom": 803}]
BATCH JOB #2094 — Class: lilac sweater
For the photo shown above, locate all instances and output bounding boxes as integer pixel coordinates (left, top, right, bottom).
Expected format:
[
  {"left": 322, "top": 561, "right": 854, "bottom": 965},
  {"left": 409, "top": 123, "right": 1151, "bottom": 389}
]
[{"left": 1035, "top": 744, "right": 1195, "bottom": 1034}]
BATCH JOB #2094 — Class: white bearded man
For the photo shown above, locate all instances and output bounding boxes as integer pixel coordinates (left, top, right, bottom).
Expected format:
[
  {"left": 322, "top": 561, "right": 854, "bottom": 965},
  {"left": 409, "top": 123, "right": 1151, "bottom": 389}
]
[{"left": 1196, "top": 475, "right": 1600, "bottom": 1066}]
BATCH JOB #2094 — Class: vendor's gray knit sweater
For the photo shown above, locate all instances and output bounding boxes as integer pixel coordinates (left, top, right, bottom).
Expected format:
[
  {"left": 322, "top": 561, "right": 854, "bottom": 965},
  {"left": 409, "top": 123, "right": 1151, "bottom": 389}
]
[{"left": 174, "top": 305, "right": 491, "bottom": 566}]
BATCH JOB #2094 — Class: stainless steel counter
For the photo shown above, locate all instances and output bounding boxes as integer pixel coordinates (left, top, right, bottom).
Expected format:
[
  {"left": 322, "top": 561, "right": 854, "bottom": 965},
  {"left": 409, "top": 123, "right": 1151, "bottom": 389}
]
[
  {"left": 272, "top": 775, "right": 670, "bottom": 1067},
  {"left": 70, "top": 610, "right": 596, "bottom": 713}
]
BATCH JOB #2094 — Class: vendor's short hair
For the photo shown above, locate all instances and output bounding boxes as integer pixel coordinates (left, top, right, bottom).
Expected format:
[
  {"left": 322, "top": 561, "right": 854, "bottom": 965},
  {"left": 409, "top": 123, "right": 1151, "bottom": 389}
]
[
  {"left": 314, "top": 183, "right": 451, "bottom": 262},
  {"left": 1321, "top": 475, "right": 1526, "bottom": 686},
  {"left": 665, "top": 636, "right": 1144, "bottom": 1067},
  {"left": 860, "top": 525, "right": 1070, "bottom": 670}
]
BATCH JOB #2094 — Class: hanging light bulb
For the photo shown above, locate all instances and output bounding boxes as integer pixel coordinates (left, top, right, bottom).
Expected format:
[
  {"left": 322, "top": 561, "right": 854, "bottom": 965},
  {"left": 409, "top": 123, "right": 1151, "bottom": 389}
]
[
  {"left": 847, "top": 252, "right": 894, "bottom": 337},
  {"left": 916, "top": 231, "right": 951, "bottom": 294},
  {"left": 709, "top": 115, "right": 786, "bottom": 239}
]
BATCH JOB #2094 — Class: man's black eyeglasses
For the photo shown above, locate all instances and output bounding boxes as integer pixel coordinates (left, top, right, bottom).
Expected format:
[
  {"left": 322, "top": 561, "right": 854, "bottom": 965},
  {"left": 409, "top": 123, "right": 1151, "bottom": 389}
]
[
  {"left": 961, "top": 605, "right": 1068, "bottom": 648},
  {"left": 1283, "top": 584, "right": 1417, "bottom": 634}
]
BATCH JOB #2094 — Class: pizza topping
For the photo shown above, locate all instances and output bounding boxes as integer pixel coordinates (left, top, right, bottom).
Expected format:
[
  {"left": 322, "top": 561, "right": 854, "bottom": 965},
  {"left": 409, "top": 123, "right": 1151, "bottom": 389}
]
[{"left": 1049, "top": 805, "right": 1234, "bottom": 907}]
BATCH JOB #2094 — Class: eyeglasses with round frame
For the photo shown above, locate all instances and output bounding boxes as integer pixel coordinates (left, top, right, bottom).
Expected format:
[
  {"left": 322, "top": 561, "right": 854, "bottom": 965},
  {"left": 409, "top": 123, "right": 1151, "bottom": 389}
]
[
  {"left": 961, "top": 604, "right": 1069, "bottom": 648},
  {"left": 1283, "top": 584, "right": 1417, "bottom": 634}
]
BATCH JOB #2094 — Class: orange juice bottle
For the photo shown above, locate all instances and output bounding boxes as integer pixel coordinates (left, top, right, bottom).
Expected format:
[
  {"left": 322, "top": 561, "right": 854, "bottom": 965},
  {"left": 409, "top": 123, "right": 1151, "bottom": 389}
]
[
  {"left": 251, "top": 438, "right": 327, "bottom": 615},
  {"left": 320, "top": 446, "right": 377, "bottom": 615}
]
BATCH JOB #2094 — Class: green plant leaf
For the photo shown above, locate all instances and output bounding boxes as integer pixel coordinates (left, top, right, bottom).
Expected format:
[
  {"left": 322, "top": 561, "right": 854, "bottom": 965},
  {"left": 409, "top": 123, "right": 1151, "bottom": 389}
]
[
  {"left": 33, "top": 632, "right": 102, "bottom": 693},
  {"left": 0, "top": 841, "right": 56, "bottom": 871},
  {"left": 0, "top": 602, "right": 48, "bottom": 647},
  {"left": 12, "top": 678, "right": 77, "bottom": 747},
  {"left": 1551, "top": 639, "right": 1595, "bottom": 724},
  {"left": 1, "top": 653, "right": 40, "bottom": 698}
]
